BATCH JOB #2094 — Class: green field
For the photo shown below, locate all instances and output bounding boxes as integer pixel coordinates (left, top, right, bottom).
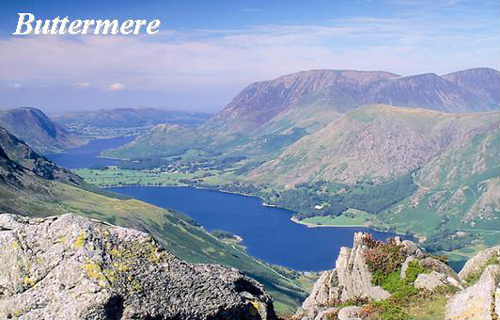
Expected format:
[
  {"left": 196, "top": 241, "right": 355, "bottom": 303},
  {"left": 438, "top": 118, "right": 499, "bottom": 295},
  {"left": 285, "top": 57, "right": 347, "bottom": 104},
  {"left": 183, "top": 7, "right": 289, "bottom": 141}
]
[
  {"left": 300, "top": 209, "right": 374, "bottom": 226},
  {"left": 75, "top": 167, "right": 230, "bottom": 188}
]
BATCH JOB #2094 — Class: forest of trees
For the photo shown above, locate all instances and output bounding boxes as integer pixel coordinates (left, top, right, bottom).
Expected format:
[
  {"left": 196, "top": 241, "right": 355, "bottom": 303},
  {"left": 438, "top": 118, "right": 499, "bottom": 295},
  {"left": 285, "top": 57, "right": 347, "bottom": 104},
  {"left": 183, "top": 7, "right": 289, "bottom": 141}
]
[
  {"left": 260, "top": 172, "right": 417, "bottom": 219},
  {"left": 422, "top": 230, "right": 478, "bottom": 252}
]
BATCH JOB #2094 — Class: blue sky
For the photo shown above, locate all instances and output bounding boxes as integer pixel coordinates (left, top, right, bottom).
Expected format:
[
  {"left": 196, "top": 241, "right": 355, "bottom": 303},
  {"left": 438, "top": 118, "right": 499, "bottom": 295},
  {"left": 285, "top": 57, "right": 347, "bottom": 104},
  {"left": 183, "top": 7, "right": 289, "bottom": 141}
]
[{"left": 0, "top": 0, "right": 498, "bottom": 113}]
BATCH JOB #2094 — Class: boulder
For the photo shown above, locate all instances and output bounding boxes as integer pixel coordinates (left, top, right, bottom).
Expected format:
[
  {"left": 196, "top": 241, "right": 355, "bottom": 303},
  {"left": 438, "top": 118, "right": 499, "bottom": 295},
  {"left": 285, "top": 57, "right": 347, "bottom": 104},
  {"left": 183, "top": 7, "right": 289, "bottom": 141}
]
[
  {"left": 414, "top": 271, "right": 447, "bottom": 290},
  {"left": 314, "top": 307, "right": 339, "bottom": 320},
  {"left": 337, "top": 306, "right": 362, "bottom": 320},
  {"left": 495, "top": 286, "right": 500, "bottom": 319},
  {"left": 300, "top": 270, "right": 340, "bottom": 317},
  {"left": 336, "top": 233, "right": 391, "bottom": 302},
  {"left": 401, "top": 240, "right": 423, "bottom": 257},
  {"left": 445, "top": 264, "right": 500, "bottom": 320},
  {"left": 458, "top": 245, "right": 500, "bottom": 281},
  {"left": 0, "top": 213, "right": 276, "bottom": 320},
  {"left": 419, "top": 257, "right": 461, "bottom": 283}
]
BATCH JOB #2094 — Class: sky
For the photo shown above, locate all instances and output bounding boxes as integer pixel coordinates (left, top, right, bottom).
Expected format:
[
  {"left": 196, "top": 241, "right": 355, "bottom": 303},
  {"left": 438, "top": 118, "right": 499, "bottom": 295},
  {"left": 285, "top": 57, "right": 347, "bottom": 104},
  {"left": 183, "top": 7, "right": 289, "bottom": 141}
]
[{"left": 0, "top": 0, "right": 498, "bottom": 114}]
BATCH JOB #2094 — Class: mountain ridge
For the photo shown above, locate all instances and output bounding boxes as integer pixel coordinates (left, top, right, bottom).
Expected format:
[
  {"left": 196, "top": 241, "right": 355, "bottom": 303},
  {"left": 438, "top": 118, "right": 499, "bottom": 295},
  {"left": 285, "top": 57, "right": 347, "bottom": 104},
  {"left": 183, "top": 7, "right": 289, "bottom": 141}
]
[{"left": 104, "top": 67, "right": 499, "bottom": 161}]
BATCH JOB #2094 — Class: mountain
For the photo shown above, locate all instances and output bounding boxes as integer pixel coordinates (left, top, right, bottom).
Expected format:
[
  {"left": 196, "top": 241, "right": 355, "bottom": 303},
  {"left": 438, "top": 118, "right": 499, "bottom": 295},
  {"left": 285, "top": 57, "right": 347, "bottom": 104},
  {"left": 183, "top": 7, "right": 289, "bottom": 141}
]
[
  {"left": 104, "top": 68, "right": 499, "bottom": 161},
  {"left": 208, "top": 68, "right": 497, "bottom": 132},
  {"left": 0, "top": 126, "right": 309, "bottom": 314},
  {"left": 443, "top": 67, "right": 500, "bottom": 104},
  {"left": 245, "top": 105, "right": 499, "bottom": 253},
  {"left": 207, "top": 70, "right": 399, "bottom": 132},
  {"left": 0, "top": 213, "right": 276, "bottom": 320},
  {"left": 0, "top": 107, "right": 86, "bottom": 154},
  {"left": 376, "top": 115, "right": 499, "bottom": 240},
  {"left": 56, "top": 107, "right": 211, "bottom": 129}
]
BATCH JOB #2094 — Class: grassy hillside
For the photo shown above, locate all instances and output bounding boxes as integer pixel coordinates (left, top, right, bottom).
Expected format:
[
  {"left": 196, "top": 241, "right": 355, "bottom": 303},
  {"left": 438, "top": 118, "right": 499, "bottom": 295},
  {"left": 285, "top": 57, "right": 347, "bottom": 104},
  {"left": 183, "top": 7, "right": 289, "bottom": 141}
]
[
  {"left": 246, "top": 105, "right": 497, "bottom": 185},
  {"left": 375, "top": 126, "right": 500, "bottom": 263}
]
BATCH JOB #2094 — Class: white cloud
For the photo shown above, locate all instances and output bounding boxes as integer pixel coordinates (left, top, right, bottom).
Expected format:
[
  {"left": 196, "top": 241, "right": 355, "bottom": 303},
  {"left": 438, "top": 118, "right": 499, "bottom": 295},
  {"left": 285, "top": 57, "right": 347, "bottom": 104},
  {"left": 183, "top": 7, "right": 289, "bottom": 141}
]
[{"left": 107, "top": 83, "right": 126, "bottom": 91}]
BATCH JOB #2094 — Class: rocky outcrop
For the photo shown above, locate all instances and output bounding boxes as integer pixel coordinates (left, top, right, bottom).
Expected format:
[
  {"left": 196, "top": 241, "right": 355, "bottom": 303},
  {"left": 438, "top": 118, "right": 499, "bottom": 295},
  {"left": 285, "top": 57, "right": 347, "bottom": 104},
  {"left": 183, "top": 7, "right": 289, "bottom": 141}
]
[
  {"left": 445, "top": 265, "right": 500, "bottom": 320},
  {"left": 337, "top": 306, "right": 362, "bottom": 320},
  {"left": 458, "top": 245, "right": 500, "bottom": 281},
  {"left": 295, "top": 232, "right": 467, "bottom": 320},
  {"left": 0, "top": 213, "right": 276, "bottom": 320},
  {"left": 295, "top": 233, "right": 392, "bottom": 319},
  {"left": 445, "top": 246, "right": 500, "bottom": 320}
]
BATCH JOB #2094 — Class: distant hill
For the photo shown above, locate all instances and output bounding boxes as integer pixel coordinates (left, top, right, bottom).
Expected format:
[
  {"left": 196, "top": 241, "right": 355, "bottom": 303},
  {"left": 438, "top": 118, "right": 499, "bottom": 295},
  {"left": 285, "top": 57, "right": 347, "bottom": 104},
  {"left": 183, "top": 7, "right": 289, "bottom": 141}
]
[
  {"left": 56, "top": 107, "right": 212, "bottom": 128},
  {"left": 0, "top": 126, "right": 84, "bottom": 186},
  {"left": 0, "top": 107, "right": 86, "bottom": 154}
]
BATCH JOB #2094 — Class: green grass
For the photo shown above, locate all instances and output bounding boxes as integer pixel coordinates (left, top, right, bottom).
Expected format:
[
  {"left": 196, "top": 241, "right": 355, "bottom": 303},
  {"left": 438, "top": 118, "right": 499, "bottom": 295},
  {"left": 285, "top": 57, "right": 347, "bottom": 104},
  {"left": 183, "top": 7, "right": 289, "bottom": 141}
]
[
  {"left": 75, "top": 167, "right": 232, "bottom": 188},
  {"left": 301, "top": 209, "right": 373, "bottom": 226}
]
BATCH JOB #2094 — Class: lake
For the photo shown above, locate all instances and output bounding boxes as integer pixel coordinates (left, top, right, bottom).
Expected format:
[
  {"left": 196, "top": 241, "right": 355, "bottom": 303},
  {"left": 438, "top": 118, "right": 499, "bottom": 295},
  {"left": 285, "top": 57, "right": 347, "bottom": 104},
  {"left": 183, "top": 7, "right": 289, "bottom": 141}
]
[
  {"left": 110, "top": 186, "right": 409, "bottom": 271},
  {"left": 46, "top": 136, "right": 135, "bottom": 168},
  {"left": 49, "top": 137, "right": 411, "bottom": 271}
]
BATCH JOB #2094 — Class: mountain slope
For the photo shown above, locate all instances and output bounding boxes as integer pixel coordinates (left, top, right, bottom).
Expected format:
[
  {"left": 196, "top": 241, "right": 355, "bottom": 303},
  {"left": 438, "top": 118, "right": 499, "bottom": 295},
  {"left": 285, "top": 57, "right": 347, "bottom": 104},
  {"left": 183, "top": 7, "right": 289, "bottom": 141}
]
[
  {"left": 0, "top": 126, "right": 84, "bottom": 185},
  {"left": 247, "top": 105, "right": 498, "bottom": 185},
  {"left": 443, "top": 67, "right": 500, "bottom": 104},
  {"left": 377, "top": 120, "right": 499, "bottom": 240},
  {"left": 207, "top": 70, "right": 399, "bottom": 132},
  {"left": 0, "top": 107, "right": 86, "bottom": 154},
  {"left": 370, "top": 73, "right": 490, "bottom": 113}
]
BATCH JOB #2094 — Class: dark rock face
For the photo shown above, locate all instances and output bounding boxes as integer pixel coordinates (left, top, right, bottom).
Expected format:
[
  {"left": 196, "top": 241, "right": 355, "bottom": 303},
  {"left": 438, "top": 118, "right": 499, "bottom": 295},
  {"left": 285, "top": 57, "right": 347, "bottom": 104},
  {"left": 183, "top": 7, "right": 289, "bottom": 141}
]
[{"left": 0, "top": 214, "right": 277, "bottom": 320}]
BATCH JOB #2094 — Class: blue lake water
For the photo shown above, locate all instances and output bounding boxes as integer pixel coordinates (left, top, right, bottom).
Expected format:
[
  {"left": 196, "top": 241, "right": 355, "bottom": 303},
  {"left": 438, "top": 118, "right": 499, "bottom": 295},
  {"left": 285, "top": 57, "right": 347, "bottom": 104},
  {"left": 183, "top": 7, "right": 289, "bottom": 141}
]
[
  {"left": 110, "top": 186, "right": 409, "bottom": 271},
  {"left": 46, "top": 136, "right": 135, "bottom": 168},
  {"left": 48, "top": 137, "right": 412, "bottom": 271}
]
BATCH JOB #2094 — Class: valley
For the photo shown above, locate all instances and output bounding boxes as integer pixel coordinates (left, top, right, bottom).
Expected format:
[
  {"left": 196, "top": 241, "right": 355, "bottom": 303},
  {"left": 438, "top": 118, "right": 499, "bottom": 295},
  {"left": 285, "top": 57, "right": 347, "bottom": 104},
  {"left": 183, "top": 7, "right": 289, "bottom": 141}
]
[
  {"left": 0, "top": 67, "right": 498, "bottom": 318},
  {"left": 71, "top": 68, "right": 499, "bottom": 272}
]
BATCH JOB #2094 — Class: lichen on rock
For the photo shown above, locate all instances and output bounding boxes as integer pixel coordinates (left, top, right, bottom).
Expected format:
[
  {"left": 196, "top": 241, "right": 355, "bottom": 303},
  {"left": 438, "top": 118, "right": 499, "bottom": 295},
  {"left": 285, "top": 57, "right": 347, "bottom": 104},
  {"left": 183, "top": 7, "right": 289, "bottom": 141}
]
[{"left": 0, "top": 213, "right": 276, "bottom": 320}]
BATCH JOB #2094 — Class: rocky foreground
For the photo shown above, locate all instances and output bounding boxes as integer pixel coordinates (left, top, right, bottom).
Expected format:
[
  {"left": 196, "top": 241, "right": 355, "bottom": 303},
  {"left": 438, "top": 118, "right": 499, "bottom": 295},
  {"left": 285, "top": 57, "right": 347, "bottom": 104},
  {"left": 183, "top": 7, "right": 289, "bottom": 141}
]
[
  {"left": 294, "top": 232, "right": 500, "bottom": 320},
  {"left": 0, "top": 214, "right": 276, "bottom": 320},
  {"left": 0, "top": 212, "right": 498, "bottom": 320}
]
